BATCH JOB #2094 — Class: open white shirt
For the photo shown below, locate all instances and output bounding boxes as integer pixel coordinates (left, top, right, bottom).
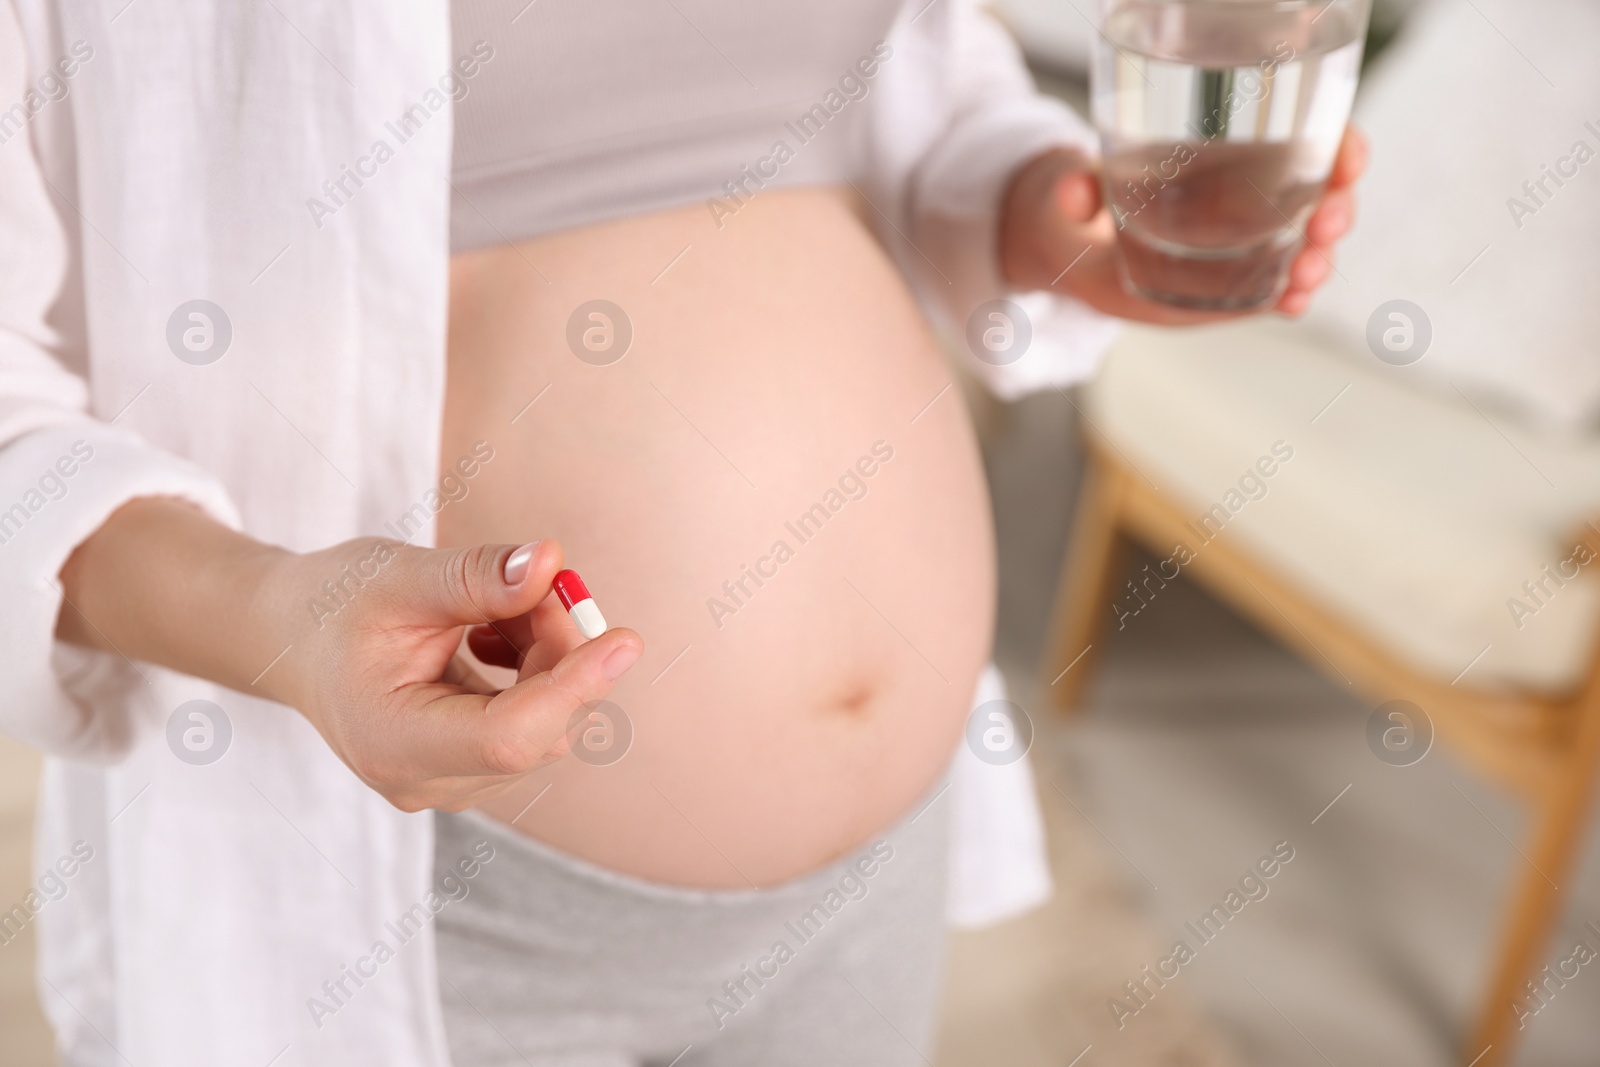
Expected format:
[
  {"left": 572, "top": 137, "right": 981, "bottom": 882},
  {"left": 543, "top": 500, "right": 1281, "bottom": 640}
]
[{"left": 0, "top": 1, "right": 1115, "bottom": 1062}]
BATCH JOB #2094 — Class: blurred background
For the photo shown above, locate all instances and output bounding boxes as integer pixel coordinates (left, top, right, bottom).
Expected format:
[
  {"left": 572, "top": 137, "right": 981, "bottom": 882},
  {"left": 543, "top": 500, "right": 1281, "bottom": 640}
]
[{"left": 4, "top": 0, "right": 1599, "bottom": 1063}]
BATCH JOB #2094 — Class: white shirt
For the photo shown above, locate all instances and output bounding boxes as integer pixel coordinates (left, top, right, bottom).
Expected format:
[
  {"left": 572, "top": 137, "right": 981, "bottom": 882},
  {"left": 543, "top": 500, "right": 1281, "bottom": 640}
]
[{"left": 0, "top": 1, "right": 1114, "bottom": 1062}]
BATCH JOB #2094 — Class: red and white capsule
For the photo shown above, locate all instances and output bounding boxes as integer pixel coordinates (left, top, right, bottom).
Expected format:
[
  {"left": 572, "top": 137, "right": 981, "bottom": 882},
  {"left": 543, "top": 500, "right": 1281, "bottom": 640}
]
[{"left": 553, "top": 569, "right": 608, "bottom": 639}]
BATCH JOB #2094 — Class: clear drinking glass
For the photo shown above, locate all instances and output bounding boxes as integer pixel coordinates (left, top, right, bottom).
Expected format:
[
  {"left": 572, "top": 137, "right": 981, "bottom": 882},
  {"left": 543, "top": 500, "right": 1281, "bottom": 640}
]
[{"left": 1092, "top": 0, "right": 1371, "bottom": 310}]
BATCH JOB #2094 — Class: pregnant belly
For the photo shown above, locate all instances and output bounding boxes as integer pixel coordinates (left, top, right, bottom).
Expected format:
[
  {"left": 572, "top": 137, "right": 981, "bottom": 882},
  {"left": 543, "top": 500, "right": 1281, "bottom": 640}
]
[{"left": 439, "top": 188, "right": 995, "bottom": 888}]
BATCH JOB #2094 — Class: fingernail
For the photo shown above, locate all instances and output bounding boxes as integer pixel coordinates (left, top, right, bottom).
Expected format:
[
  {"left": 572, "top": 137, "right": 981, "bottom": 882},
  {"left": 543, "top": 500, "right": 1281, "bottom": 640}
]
[
  {"left": 602, "top": 644, "right": 641, "bottom": 681},
  {"left": 503, "top": 542, "right": 540, "bottom": 586}
]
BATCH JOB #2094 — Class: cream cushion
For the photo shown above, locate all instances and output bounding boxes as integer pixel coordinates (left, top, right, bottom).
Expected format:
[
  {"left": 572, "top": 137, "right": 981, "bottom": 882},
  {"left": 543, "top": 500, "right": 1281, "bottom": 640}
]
[
  {"left": 1309, "top": 0, "right": 1600, "bottom": 433},
  {"left": 1088, "top": 319, "right": 1600, "bottom": 693}
]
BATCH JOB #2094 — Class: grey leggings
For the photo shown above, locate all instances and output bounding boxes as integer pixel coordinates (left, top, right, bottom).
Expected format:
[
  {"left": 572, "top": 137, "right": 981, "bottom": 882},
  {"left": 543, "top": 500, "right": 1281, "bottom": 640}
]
[{"left": 433, "top": 787, "right": 949, "bottom": 1067}]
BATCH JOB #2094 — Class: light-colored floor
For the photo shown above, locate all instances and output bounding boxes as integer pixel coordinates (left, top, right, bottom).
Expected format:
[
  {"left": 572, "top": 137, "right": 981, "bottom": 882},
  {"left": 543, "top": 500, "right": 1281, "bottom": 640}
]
[{"left": 937, "top": 756, "right": 1244, "bottom": 1067}]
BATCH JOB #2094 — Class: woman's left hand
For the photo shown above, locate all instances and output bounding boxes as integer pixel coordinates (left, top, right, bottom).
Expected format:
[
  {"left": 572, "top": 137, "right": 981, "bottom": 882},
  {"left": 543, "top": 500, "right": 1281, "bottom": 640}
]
[{"left": 999, "top": 126, "right": 1368, "bottom": 324}]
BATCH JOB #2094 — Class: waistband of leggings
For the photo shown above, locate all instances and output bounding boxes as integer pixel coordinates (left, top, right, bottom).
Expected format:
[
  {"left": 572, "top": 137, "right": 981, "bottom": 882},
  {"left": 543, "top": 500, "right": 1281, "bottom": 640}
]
[{"left": 436, "top": 771, "right": 950, "bottom": 908}]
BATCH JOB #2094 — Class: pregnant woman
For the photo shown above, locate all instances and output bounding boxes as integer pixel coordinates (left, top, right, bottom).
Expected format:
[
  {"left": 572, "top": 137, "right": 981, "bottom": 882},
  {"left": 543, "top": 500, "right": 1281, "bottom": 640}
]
[{"left": 0, "top": 0, "right": 1360, "bottom": 1063}]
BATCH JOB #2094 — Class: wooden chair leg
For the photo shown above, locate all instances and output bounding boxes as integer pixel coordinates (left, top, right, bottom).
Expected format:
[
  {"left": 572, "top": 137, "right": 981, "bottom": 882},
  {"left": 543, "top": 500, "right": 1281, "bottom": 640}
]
[
  {"left": 1469, "top": 675, "right": 1600, "bottom": 1066},
  {"left": 1041, "top": 451, "right": 1127, "bottom": 713}
]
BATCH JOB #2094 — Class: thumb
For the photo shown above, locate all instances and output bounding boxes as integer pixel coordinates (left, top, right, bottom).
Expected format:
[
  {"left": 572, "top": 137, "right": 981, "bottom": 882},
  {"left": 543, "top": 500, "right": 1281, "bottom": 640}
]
[
  {"left": 1055, "top": 169, "right": 1102, "bottom": 224},
  {"left": 470, "top": 625, "right": 644, "bottom": 776},
  {"left": 400, "top": 539, "right": 564, "bottom": 626}
]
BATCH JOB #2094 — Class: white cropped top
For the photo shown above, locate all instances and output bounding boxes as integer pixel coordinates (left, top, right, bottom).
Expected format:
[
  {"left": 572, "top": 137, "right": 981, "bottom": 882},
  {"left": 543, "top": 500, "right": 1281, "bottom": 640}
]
[{"left": 450, "top": 0, "right": 903, "bottom": 251}]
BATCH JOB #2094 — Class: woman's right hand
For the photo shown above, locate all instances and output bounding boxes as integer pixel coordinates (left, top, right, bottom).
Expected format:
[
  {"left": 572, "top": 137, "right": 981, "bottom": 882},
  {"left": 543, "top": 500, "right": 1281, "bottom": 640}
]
[
  {"left": 263, "top": 537, "right": 643, "bottom": 812},
  {"left": 56, "top": 498, "right": 643, "bottom": 812}
]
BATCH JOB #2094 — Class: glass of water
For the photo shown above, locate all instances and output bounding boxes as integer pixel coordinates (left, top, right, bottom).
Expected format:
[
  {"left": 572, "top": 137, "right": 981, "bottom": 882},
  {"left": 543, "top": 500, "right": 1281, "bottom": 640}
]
[{"left": 1092, "top": 0, "right": 1370, "bottom": 310}]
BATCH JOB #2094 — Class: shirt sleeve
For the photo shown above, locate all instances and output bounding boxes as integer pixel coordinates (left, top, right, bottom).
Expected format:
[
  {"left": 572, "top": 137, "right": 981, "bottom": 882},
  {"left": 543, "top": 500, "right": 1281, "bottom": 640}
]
[
  {"left": 0, "top": 8, "right": 240, "bottom": 762},
  {"left": 867, "top": 0, "right": 1120, "bottom": 399}
]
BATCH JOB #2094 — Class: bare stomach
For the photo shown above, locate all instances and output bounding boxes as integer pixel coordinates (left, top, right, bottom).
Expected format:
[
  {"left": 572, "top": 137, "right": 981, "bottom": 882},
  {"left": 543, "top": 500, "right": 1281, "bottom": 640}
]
[{"left": 439, "top": 187, "right": 994, "bottom": 888}]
